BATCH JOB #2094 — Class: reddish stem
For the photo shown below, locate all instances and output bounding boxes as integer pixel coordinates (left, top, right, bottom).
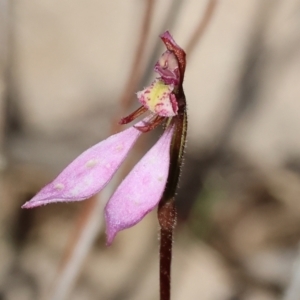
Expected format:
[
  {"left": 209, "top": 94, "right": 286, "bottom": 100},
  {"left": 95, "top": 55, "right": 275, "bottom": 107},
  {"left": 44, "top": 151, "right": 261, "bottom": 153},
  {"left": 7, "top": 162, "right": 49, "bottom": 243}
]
[
  {"left": 158, "top": 95, "right": 187, "bottom": 300},
  {"left": 158, "top": 200, "right": 177, "bottom": 300}
]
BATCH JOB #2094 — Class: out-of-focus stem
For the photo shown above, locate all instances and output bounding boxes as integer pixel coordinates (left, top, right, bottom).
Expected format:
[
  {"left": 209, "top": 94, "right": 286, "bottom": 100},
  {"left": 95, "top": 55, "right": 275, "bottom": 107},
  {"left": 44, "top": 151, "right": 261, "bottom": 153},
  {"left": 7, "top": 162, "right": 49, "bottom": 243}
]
[
  {"left": 0, "top": 0, "right": 9, "bottom": 171},
  {"left": 118, "top": 0, "right": 155, "bottom": 112},
  {"left": 186, "top": 0, "right": 218, "bottom": 56},
  {"left": 283, "top": 243, "right": 300, "bottom": 300}
]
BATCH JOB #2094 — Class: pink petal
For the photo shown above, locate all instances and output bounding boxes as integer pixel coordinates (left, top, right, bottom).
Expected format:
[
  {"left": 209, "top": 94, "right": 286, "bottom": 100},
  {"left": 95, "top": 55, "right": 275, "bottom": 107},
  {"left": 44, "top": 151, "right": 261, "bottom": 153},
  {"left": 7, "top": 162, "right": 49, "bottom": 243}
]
[
  {"left": 105, "top": 126, "right": 174, "bottom": 245},
  {"left": 22, "top": 125, "right": 143, "bottom": 208}
]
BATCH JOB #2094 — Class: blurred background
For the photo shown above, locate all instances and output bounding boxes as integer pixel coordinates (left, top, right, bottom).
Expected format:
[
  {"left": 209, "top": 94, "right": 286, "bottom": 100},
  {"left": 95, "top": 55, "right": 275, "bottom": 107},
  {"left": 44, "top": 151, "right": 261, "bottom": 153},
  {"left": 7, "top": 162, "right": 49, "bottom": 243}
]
[{"left": 1, "top": 0, "right": 300, "bottom": 299}]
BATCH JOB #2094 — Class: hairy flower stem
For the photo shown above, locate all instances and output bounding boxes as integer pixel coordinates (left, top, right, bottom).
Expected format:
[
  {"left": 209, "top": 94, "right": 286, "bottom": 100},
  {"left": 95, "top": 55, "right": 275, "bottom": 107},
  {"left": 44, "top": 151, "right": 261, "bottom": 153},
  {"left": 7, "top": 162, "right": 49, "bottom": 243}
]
[
  {"left": 158, "top": 200, "right": 176, "bottom": 300},
  {"left": 158, "top": 91, "right": 187, "bottom": 300}
]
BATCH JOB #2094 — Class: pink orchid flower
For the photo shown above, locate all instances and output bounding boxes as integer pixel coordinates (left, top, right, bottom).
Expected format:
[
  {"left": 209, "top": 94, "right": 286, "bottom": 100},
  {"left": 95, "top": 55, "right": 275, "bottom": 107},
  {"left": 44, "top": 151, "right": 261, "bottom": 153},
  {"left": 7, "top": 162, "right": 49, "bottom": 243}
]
[{"left": 22, "top": 31, "right": 186, "bottom": 245}]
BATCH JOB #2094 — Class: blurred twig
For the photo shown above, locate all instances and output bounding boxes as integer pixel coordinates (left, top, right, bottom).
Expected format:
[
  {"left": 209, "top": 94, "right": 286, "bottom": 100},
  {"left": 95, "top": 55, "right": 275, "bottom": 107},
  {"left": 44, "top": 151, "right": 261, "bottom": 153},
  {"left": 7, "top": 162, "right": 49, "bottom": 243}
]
[
  {"left": 284, "top": 244, "right": 300, "bottom": 300},
  {"left": 48, "top": 177, "right": 118, "bottom": 300},
  {"left": 0, "top": 0, "right": 9, "bottom": 171},
  {"left": 177, "top": 0, "right": 274, "bottom": 222},
  {"left": 185, "top": 0, "right": 218, "bottom": 56},
  {"left": 117, "top": 0, "right": 155, "bottom": 117},
  {"left": 140, "top": 0, "right": 184, "bottom": 86}
]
